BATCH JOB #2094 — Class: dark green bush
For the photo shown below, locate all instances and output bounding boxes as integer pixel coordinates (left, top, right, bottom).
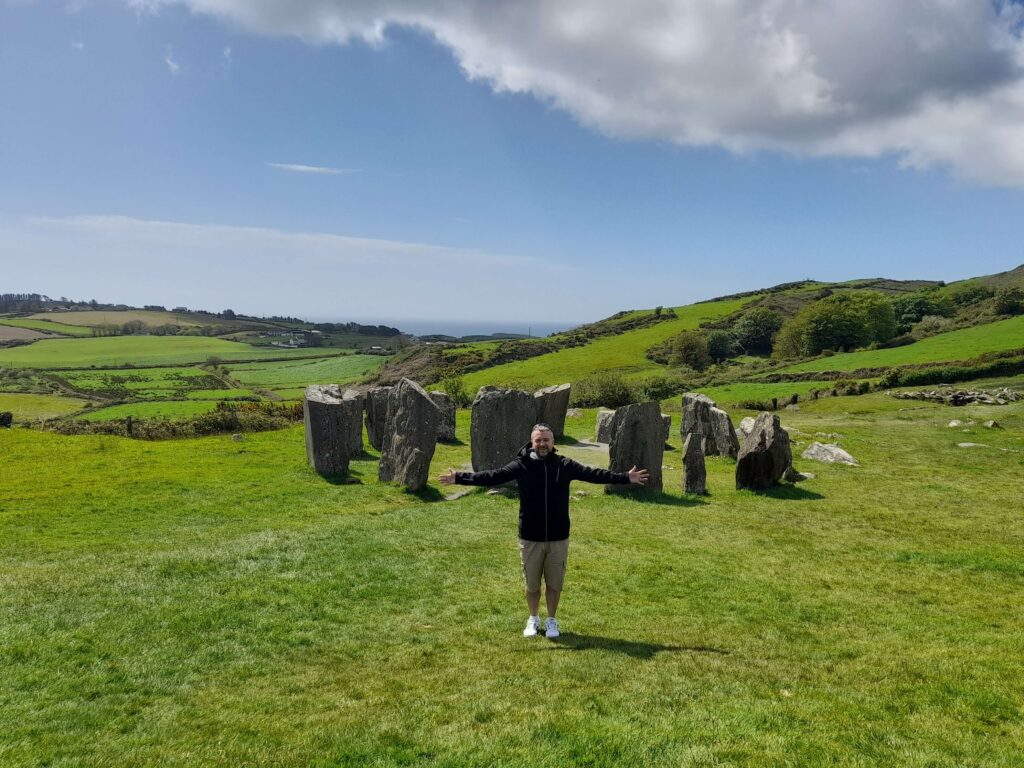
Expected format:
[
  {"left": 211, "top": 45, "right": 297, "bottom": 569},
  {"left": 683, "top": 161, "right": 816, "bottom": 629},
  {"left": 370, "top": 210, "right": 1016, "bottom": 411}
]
[{"left": 570, "top": 372, "right": 634, "bottom": 408}]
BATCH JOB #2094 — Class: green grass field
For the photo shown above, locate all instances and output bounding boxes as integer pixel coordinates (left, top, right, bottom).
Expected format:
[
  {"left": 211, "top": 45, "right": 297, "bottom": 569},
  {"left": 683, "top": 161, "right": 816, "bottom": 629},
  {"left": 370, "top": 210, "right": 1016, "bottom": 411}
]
[
  {"left": 227, "top": 355, "right": 384, "bottom": 391},
  {"left": 57, "top": 367, "right": 227, "bottom": 398},
  {"left": 462, "top": 298, "right": 754, "bottom": 392},
  {"left": 3, "top": 391, "right": 1023, "bottom": 766},
  {"left": 0, "top": 336, "right": 336, "bottom": 369},
  {"left": 0, "top": 392, "right": 89, "bottom": 421},
  {"left": 772, "top": 315, "right": 1024, "bottom": 374},
  {"left": 0, "top": 317, "right": 96, "bottom": 337},
  {"left": 78, "top": 400, "right": 221, "bottom": 421}
]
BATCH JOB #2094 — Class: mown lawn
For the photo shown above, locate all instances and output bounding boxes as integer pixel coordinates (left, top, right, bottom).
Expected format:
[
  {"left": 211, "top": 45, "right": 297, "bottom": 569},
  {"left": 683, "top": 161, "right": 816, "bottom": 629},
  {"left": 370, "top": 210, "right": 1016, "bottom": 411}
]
[
  {"left": 772, "top": 315, "right": 1024, "bottom": 374},
  {"left": 0, "top": 337, "right": 338, "bottom": 369},
  {"left": 0, "top": 392, "right": 89, "bottom": 421},
  {"left": 461, "top": 297, "right": 755, "bottom": 392},
  {"left": 2, "top": 393, "right": 1023, "bottom": 766}
]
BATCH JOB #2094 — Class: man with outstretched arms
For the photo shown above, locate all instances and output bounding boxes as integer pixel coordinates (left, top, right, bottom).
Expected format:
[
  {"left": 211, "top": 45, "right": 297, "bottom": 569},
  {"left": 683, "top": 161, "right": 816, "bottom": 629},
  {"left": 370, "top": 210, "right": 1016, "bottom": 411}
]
[{"left": 439, "top": 423, "right": 649, "bottom": 639}]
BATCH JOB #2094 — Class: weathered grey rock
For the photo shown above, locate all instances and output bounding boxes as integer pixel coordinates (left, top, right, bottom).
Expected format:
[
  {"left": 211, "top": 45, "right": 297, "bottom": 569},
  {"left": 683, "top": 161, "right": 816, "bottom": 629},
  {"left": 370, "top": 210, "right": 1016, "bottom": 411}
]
[
  {"left": 379, "top": 378, "right": 440, "bottom": 491},
  {"left": 947, "top": 419, "right": 963, "bottom": 428},
  {"left": 470, "top": 386, "right": 537, "bottom": 472},
  {"left": 801, "top": 442, "right": 858, "bottom": 466},
  {"left": 534, "top": 383, "right": 572, "bottom": 437},
  {"left": 364, "top": 386, "right": 393, "bottom": 451},
  {"left": 606, "top": 402, "right": 664, "bottom": 494},
  {"left": 661, "top": 414, "right": 672, "bottom": 446},
  {"left": 735, "top": 412, "right": 792, "bottom": 491},
  {"left": 739, "top": 416, "right": 757, "bottom": 437},
  {"left": 681, "top": 393, "right": 739, "bottom": 458},
  {"left": 595, "top": 408, "right": 616, "bottom": 442},
  {"left": 682, "top": 433, "right": 706, "bottom": 495},
  {"left": 0, "top": 411, "right": 12, "bottom": 428},
  {"left": 343, "top": 389, "right": 365, "bottom": 454},
  {"left": 984, "top": 420, "right": 1002, "bottom": 429},
  {"left": 303, "top": 385, "right": 363, "bottom": 476},
  {"left": 429, "top": 391, "right": 456, "bottom": 442}
]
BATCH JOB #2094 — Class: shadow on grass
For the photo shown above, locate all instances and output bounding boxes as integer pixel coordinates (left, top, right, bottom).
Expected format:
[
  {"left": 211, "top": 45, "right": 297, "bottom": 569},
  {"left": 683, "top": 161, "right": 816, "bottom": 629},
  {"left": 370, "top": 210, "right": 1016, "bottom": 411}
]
[
  {"left": 613, "top": 491, "right": 709, "bottom": 508},
  {"left": 557, "top": 435, "right": 580, "bottom": 446},
  {"left": 553, "top": 633, "right": 729, "bottom": 659},
  {"left": 439, "top": 438, "right": 467, "bottom": 446},
  {"left": 762, "top": 484, "right": 825, "bottom": 501},
  {"left": 321, "top": 468, "right": 364, "bottom": 485},
  {"left": 410, "top": 486, "right": 445, "bottom": 502}
]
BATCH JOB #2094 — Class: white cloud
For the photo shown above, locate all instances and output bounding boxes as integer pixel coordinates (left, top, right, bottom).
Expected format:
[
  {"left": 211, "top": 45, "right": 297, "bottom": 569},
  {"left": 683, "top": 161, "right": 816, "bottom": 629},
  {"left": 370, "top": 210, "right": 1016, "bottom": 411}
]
[
  {"left": 223, "top": 45, "right": 232, "bottom": 63},
  {"left": 2, "top": 214, "right": 587, "bottom": 322},
  {"left": 71, "top": 40, "right": 85, "bottom": 51},
  {"left": 164, "top": 46, "right": 180, "bottom": 74},
  {"left": 267, "top": 162, "right": 357, "bottom": 175},
  {"left": 128, "top": 0, "right": 1024, "bottom": 186}
]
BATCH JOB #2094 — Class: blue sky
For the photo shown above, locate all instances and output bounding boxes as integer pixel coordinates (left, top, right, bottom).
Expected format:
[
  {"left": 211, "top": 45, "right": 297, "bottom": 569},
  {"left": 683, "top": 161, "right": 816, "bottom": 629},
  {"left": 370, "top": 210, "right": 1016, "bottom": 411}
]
[{"left": 3, "top": 1, "right": 1024, "bottom": 330}]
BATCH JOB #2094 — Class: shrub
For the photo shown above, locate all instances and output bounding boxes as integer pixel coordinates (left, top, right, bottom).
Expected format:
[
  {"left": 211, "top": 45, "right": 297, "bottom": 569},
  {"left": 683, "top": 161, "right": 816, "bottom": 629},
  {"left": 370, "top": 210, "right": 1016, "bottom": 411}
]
[
  {"left": 669, "top": 331, "right": 712, "bottom": 371},
  {"left": 732, "top": 307, "right": 783, "bottom": 354},
  {"left": 633, "top": 373, "right": 686, "bottom": 402},
  {"left": 705, "top": 329, "right": 737, "bottom": 363},
  {"left": 913, "top": 314, "right": 953, "bottom": 338},
  {"left": 949, "top": 283, "right": 993, "bottom": 307},
  {"left": 878, "top": 368, "right": 902, "bottom": 388},
  {"left": 773, "top": 291, "right": 895, "bottom": 357},
  {"left": 438, "top": 374, "right": 472, "bottom": 408},
  {"left": 570, "top": 372, "right": 634, "bottom": 408},
  {"left": 994, "top": 286, "right": 1024, "bottom": 315}
]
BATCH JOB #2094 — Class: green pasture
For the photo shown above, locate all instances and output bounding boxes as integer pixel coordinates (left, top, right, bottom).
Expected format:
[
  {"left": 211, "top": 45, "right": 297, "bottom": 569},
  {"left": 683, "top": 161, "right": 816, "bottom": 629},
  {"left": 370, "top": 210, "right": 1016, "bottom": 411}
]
[
  {"left": 78, "top": 400, "right": 221, "bottom": 421},
  {"left": 0, "top": 336, "right": 333, "bottom": 369},
  {"left": 227, "top": 354, "right": 383, "bottom": 390},
  {"left": 0, "top": 392, "right": 89, "bottom": 421},
  {"left": 696, "top": 380, "right": 834, "bottom": 409},
  {"left": 185, "top": 389, "right": 262, "bottom": 400},
  {"left": 0, "top": 317, "right": 95, "bottom": 337},
  {"left": 3, "top": 390, "right": 1023, "bottom": 766},
  {"left": 57, "top": 367, "right": 226, "bottom": 398},
  {"left": 772, "top": 315, "right": 1024, "bottom": 374},
  {"left": 27, "top": 310, "right": 199, "bottom": 327},
  {"left": 462, "top": 298, "right": 754, "bottom": 391}
]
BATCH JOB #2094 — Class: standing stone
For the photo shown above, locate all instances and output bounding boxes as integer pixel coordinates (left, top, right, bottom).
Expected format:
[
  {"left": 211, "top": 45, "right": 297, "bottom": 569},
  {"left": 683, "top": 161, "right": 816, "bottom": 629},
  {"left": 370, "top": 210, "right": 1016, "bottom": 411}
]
[
  {"left": 429, "top": 391, "right": 457, "bottom": 442},
  {"left": 364, "top": 385, "right": 393, "bottom": 451},
  {"left": 343, "top": 389, "right": 365, "bottom": 455},
  {"left": 470, "top": 386, "right": 537, "bottom": 472},
  {"left": 0, "top": 411, "right": 12, "bottom": 428},
  {"left": 739, "top": 416, "right": 757, "bottom": 437},
  {"left": 595, "top": 408, "right": 616, "bottom": 442},
  {"left": 735, "top": 412, "right": 792, "bottom": 491},
  {"left": 682, "top": 433, "right": 707, "bottom": 495},
  {"left": 661, "top": 414, "right": 672, "bottom": 446},
  {"left": 379, "top": 378, "right": 440, "bottom": 491},
  {"left": 303, "top": 385, "right": 363, "bottom": 476},
  {"left": 680, "top": 392, "right": 739, "bottom": 458},
  {"left": 606, "top": 402, "right": 664, "bottom": 494},
  {"left": 534, "top": 383, "right": 572, "bottom": 437}
]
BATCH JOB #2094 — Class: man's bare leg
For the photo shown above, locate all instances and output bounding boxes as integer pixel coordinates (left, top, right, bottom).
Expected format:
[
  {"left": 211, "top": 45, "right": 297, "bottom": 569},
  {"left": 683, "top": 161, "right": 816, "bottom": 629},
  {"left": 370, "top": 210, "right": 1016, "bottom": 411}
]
[
  {"left": 545, "top": 586, "right": 561, "bottom": 618},
  {"left": 525, "top": 588, "right": 541, "bottom": 616}
]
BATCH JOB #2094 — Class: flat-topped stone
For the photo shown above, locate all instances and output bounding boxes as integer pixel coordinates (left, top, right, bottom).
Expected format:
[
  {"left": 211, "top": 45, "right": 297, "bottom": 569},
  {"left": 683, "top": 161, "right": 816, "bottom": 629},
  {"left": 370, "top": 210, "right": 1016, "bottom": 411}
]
[
  {"left": 471, "top": 386, "right": 537, "bottom": 472},
  {"left": 303, "top": 385, "right": 363, "bottom": 476},
  {"left": 534, "top": 383, "right": 572, "bottom": 437}
]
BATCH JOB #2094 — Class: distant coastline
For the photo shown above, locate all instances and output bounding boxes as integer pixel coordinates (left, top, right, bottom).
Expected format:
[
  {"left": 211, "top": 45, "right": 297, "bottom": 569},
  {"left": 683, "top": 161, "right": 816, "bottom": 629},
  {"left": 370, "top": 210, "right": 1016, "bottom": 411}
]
[{"left": 309, "top": 318, "right": 579, "bottom": 339}]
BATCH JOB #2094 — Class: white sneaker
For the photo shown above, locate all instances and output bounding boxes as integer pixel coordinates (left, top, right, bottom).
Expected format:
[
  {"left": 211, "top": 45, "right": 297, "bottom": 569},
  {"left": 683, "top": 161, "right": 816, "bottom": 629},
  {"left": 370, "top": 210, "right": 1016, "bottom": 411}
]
[
  {"left": 523, "top": 616, "right": 541, "bottom": 637},
  {"left": 545, "top": 617, "right": 560, "bottom": 639}
]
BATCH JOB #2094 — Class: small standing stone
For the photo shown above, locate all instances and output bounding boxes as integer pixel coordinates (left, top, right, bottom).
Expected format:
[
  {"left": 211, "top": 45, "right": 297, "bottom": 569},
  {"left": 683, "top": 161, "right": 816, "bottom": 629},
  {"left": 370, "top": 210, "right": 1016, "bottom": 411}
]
[
  {"left": 429, "top": 391, "right": 457, "bottom": 442},
  {"left": 682, "top": 433, "right": 706, "bottom": 495},
  {"left": 661, "top": 414, "right": 672, "bottom": 446},
  {"left": 364, "top": 386, "right": 393, "bottom": 451},
  {"left": 735, "top": 412, "right": 792, "bottom": 491},
  {"left": 0, "top": 411, "right": 12, "bottom": 428},
  {"left": 379, "top": 378, "right": 440, "bottom": 491},
  {"left": 595, "top": 408, "right": 616, "bottom": 442},
  {"left": 303, "top": 385, "right": 363, "bottom": 476},
  {"left": 606, "top": 402, "right": 664, "bottom": 494},
  {"left": 470, "top": 386, "right": 537, "bottom": 472},
  {"left": 534, "top": 383, "right": 572, "bottom": 437}
]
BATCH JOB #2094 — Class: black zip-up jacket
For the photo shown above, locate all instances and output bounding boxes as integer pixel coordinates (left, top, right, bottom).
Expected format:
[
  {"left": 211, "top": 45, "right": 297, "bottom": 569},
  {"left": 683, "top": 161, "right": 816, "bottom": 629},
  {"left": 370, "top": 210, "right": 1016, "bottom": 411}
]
[{"left": 455, "top": 443, "right": 631, "bottom": 542}]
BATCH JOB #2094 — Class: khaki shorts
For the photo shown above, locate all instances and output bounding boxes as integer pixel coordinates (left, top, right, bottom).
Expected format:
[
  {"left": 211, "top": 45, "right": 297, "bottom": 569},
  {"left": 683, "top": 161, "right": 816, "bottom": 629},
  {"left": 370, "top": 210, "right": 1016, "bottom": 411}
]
[{"left": 518, "top": 538, "right": 569, "bottom": 592}]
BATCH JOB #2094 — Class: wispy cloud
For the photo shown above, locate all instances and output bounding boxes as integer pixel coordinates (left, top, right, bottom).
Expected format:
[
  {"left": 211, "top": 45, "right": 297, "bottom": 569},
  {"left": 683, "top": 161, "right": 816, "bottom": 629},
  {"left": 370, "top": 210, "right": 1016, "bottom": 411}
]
[
  {"left": 223, "top": 46, "right": 232, "bottom": 63},
  {"left": 71, "top": 41, "right": 85, "bottom": 51},
  {"left": 267, "top": 162, "right": 357, "bottom": 175},
  {"left": 164, "top": 47, "right": 180, "bottom": 75}
]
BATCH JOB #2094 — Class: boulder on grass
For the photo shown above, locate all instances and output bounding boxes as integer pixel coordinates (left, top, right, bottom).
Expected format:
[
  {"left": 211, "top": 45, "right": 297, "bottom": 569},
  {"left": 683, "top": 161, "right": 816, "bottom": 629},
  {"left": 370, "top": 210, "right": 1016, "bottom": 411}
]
[
  {"left": 303, "top": 385, "right": 363, "bottom": 476},
  {"left": 682, "top": 433, "right": 706, "bottom": 495},
  {"left": 364, "top": 386, "right": 393, "bottom": 451},
  {"left": 801, "top": 442, "right": 858, "bottom": 466},
  {"left": 681, "top": 392, "right": 739, "bottom": 458},
  {"left": 534, "top": 383, "right": 572, "bottom": 437},
  {"left": 735, "top": 412, "right": 792, "bottom": 491},
  {"left": 595, "top": 408, "right": 616, "bottom": 443},
  {"left": 606, "top": 402, "right": 664, "bottom": 494},
  {"left": 429, "top": 391, "right": 457, "bottom": 442},
  {"left": 379, "top": 378, "right": 440, "bottom": 491},
  {"left": 470, "top": 386, "right": 537, "bottom": 472}
]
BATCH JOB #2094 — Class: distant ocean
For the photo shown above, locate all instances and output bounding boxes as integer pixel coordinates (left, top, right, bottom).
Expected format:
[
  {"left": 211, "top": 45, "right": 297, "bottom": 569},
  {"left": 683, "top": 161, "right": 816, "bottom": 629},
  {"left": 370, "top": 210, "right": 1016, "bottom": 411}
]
[{"left": 312, "top": 318, "right": 578, "bottom": 338}]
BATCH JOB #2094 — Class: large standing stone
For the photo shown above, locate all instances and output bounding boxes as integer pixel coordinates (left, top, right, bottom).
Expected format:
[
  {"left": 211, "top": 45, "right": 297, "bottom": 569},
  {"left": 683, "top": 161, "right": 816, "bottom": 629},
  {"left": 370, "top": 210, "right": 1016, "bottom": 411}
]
[
  {"left": 680, "top": 392, "right": 739, "bottom": 458},
  {"left": 364, "top": 386, "right": 393, "bottom": 451},
  {"left": 470, "top": 386, "right": 537, "bottom": 472},
  {"left": 303, "top": 385, "right": 363, "bottom": 476},
  {"left": 735, "top": 412, "right": 792, "bottom": 491},
  {"left": 429, "top": 391, "right": 456, "bottom": 442},
  {"left": 595, "top": 408, "right": 616, "bottom": 442},
  {"left": 379, "top": 378, "right": 440, "bottom": 491},
  {"left": 661, "top": 414, "right": 672, "bottom": 446},
  {"left": 606, "top": 402, "right": 664, "bottom": 494},
  {"left": 0, "top": 411, "right": 12, "bottom": 428},
  {"left": 682, "top": 433, "right": 706, "bottom": 495},
  {"left": 344, "top": 389, "right": 365, "bottom": 455},
  {"left": 534, "top": 383, "right": 572, "bottom": 437}
]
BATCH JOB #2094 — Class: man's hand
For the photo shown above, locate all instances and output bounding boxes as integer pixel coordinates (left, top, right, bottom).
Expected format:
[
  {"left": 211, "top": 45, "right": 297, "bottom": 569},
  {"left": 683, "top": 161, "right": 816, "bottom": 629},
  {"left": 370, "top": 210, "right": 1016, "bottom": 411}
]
[
  {"left": 438, "top": 468, "right": 458, "bottom": 485},
  {"left": 628, "top": 465, "right": 650, "bottom": 485}
]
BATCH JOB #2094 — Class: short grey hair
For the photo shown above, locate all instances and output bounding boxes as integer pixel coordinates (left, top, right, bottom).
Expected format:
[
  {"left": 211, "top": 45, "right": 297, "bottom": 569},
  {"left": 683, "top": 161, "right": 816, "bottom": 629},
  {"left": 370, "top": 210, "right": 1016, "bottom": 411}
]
[{"left": 531, "top": 423, "right": 554, "bottom": 434}]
